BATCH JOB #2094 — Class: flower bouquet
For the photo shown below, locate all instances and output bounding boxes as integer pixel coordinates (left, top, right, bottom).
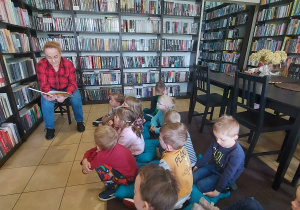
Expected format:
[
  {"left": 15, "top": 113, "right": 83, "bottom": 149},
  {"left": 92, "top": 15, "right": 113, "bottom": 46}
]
[{"left": 248, "top": 49, "right": 288, "bottom": 77}]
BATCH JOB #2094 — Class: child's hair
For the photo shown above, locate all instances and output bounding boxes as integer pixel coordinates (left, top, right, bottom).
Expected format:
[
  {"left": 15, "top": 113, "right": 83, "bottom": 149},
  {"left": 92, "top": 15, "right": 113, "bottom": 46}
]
[
  {"left": 159, "top": 122, "right": 187, "bottom": 150},
  {"left": 43, "top": 41, "right": 61, "bottom": 53},
  {"left": 164, "top": 110, "right": 181, "bottom": 124},
  {"left": 159, "top": 95, "right": 175, "bottom": 110},
  {"left": 94, "top": 125, "right": 118, "bottom": 150},
  {"left": 124, "top": 96, "right": 143, "bottom": 118},
  {"left": 213, "top": 115, "right": 240, "bottom": 137},
  {"left": 110, "top": 92, "right": 125, "bottom": 105},
  {"left": 115, "top": 107, "right": 141, "bottom": 138},
  {"left": 139, "top": 163, "right": 179, "bottom": 210},
  {"left": 155, "top": 81, "right": 166, "bottom": 95}
]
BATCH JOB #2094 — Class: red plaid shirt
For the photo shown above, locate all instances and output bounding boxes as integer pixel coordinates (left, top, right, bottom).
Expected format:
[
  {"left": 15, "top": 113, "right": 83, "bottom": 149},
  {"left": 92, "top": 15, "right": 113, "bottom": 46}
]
[{"left": 36, "top": 57, "right": 77, "bottom": 95}]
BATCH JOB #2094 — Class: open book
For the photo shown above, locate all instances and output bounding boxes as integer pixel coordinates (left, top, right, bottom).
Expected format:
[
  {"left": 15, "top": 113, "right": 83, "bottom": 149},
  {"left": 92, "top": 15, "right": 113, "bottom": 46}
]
[{"left": 28, "top": 88, "right": 74, "bottom": 97}]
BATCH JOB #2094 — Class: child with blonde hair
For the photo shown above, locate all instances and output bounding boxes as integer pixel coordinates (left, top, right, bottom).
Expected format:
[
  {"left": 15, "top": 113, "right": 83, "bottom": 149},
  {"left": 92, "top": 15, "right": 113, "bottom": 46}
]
[
  {"left": 122, "top": 96, "right": 146, "bottom": 133},
  {"left": 164, "top": 110, "right": 197, "bottom": 167},
  {"left": 81, "top": 125, "right": 138, "bottom": 201},
  {"left": 114, "top": 107, "right": 145, "bottom": 156}
]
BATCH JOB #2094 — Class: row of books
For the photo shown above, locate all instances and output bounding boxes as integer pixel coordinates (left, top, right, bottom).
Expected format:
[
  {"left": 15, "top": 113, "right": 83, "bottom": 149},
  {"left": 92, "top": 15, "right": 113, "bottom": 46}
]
[
  {"left": 84, "top": 87, "right": 122, "bottom": 101},
  {"left": 202, "top": 31, "right": 224, "bottom": 40},
  {"left": 0, "top": 65, "right": 5, "bottom": 87},
  {"left": 0, "top": 1, "right": 32, "bottom": 28},
  {"left": 0, "top": 93, "right": 13, "bottom": 123},
  {"left": 162, "top": 39, "right": 195, "bottom": 52},
  {"left": 76, "top": 17, "right": 119, "bottom": 32},
  {"left": 254, "top": 23, "right": 286, "bottom": 37},
  {"left": 161, "top": 56, "right": 186, "bottom": 67},
  {"left": 20, "top": 104, "right": 42, "bottom": 133},
  {"left": 202, "top": 41, "right": 224, "bottom": 51},
  {"left": 251, "top": 38, "right": 282, "bottom": 52},
  {"left": 286, "top": 19, "right": 300, "bottom": 35},
  {"left": 227, "top": 28, "right": 240, "bottom": 39},
  {"left": 34, "top": 15, "right": 73, "bottom": 31},
  {"left": 0, "top": 29, "right": 30, "bottom": 53},
  {"left": 122, "top": 18, "right": 160, "bottom": 33},
  {"left": 291, "top": 57, "right": 300, "bottom": 64},
  {"left": 79, "top": 56, "right": 120, "bottom": 69},
  {"left": 282, "top": 36, "right": 300, "bottom": 54},
  {"left": 78, "top": 37, "right": 119, "bottom": 51},
  {"left": 205, "top": 4, "right": 246, "bottom": 21},
  {"left": 201, "top": 61, "right": 220, "bottom": 71},
  {"left": 30, "top": 35, "right": 76, "bottom": 52},
  {"left": 222, "top": 52, "right": 240, "bottom": 63},
  {"left": 220, "top": 63, "right": 238, "bottom": 73},
  {"left": 82, "top": 70, "right": 121, "bottom": 85},
  {"left": 260, "top": 0, "right": 280, "bottom": 5},
  {"left": 205, "top": 2, "right": 223, "bottom": 10},
  {"left": 4, "top": 58, "right": 36, "bottom": 84},
  {"left": 123, "top": 56, "right": 160, "bottom": 68},
  {"left": 163, "top": 21, "right": 198, "bottom": 34},
  {"left": 23, "top": 0, "right": 70, "bottom": 10},
  {"left": 204, "top": 14, "right": 248, "bottom": 30},
  {"left": 0, "top": 123, "right": 21, "bottom": 159},
  {"left": 73, "top": 0, "right": 117, "bottom": 12},
  {"left": 163, "top": 1, "right": 200, "bottom": 16},
  {"left": 120, "top": 0, "right": 160, "bottom": 14},
  {"left": 288, "top": 65, "right": 300, "bottom": 79},
  {"left": 12, "top": 81, "right": 40, "bottom": 110},
  {"left": 202, "top": 52, "right": 222, "bottom": 61},
  {"left": 122, "top": 39, "right": 160, "bottom": 51},
  {"left": 291, "top": 0, "right": 300, "bottom": 16},
  {"left": 123, "top": 71, "right": 160, "bottom": 84},
  {"left": 124, "top": 84, "right": 180, "bottom": 97},
  {"left": 224, "top": 39, "right": 243, "bottom": 51},
  {"left": 256, "top": 4, "right": 291, "bottom": 22},
  {"left": 161, "top": 71, "right": 190, "bottom": 83}
]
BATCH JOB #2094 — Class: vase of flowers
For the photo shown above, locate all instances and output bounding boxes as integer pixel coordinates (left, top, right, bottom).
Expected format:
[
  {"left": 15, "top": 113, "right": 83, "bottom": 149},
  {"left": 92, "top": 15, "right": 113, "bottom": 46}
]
[{"left": 248, "top": 49, "right": 288, "bottom": 77}]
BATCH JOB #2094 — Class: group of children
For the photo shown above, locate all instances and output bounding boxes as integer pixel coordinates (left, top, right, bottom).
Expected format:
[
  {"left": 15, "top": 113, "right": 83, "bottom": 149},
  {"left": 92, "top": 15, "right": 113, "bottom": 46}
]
[{"left": 81, "top": 81, "right": 246, "bottom": 209}]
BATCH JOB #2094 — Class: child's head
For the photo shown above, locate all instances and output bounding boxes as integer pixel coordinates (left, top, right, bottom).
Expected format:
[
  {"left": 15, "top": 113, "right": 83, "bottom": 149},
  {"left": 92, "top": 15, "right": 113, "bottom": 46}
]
[
  {"left": 213, "top": 115, "right": 239, "bottom": 148},
  {"left": 159, "top": 122, "right": 187, "bottom": 151},
  {"left": 94, "top": 125, "right": 118, "bottom": 150},
  {"left": 134, "top": 163, "right": 179, "bottom": 210},
  {"left": 122, "top": 96, "right": 143, "bottom": 118},
  {"left": 157, "top": 95, "right": 175, "bottom": 113},
  {"left": 155, "top": 81, "right": 166, "bottom": 95},
  {"left": 109, "top": 92, "right": 124, "bottom": 108},
  {"left": 164, "top": 110, "right": 181, "bottom": 124},
  {"left": 114, "top": 107, "right": 141, "bottom": 137},
  {"left": 292, "top": 185, "right": 300, "bottom": 210}
]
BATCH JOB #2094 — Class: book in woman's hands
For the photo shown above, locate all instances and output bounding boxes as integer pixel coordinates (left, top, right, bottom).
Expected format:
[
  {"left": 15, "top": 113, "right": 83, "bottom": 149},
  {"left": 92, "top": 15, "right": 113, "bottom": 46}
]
[{"left": 28, "top": 88, "right": 74, "bottom": 97}]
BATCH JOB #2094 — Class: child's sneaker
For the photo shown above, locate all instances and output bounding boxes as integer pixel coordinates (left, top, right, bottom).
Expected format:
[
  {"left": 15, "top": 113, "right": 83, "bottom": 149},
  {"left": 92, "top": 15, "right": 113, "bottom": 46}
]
[
  {"left": 98, "top": 189, "right": 116, "bottom": 201},
  {"left": 123, "top": 198, "right": 137, "bottom": 209}
]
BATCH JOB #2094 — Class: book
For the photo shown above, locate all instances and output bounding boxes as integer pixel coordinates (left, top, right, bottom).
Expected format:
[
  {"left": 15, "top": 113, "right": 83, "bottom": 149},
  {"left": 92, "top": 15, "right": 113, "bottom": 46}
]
[{"left": 28, "top": 88, "right": 74, "bottom": 97}]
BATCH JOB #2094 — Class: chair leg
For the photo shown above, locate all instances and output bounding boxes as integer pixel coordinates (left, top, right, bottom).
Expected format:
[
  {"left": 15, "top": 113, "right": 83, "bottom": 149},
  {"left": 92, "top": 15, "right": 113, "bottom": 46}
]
[
  {"left": 200, "top": 106, "right": 209, "bottom": 133},
  {"left": 247, "top": 130, "right": 254, "bottom": 144},
  {"left": 66, "top": 104, "right": 72, "bottom": 124},
  {"left": 276, "top": 130, "right": 290, "bottom": 163},
  {"left": 291, "top": 164, "right": 300, "bottom": 187},
  {"left": 188, "top": 99, "right": 196, "bottom": 124},
  {"left": 209, "top": 107, "right": 214, "bottom": 121},
  {"left": 245, "top": 131, "right": 261, "bottom": 168},
  {"left": 59, "top": 105, "right": 63, "bottom": 116}
]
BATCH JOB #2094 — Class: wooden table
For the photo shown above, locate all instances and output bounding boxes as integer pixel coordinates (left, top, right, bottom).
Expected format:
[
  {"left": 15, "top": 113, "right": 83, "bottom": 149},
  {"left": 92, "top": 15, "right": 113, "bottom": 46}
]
[{"left": 210, "top": 73, "right": 300, "bottom": 190}]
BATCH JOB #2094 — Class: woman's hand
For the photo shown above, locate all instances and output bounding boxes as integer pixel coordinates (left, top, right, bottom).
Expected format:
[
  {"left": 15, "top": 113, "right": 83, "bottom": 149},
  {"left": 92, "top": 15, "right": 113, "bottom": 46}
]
[
  {"left": 56, "top": 95, "right": 67, "bottom": 103},
  {"left": 43, "top": 94, "right": 56, "bottom": 101}
]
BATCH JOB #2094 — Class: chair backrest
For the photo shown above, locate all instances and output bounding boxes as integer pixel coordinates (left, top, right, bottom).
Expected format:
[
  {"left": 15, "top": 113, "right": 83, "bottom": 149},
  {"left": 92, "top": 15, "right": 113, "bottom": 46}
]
[
  {"left": 288, "top": 63, "right": 300, "bottom": 79},
  {"left": 232, "top": 71, "right": 270, "bottom": 128},
  {"left": 193, "top": 65, "right": 210, "bottom": 96}
]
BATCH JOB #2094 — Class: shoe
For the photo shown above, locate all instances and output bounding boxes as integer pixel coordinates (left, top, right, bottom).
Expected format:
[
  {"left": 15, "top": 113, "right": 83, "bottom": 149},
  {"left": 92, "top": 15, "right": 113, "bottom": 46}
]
[
  {"left": 45, "top": 128, "right": 55, "bottom": 140},
  {"left": 123, "top": 198, "right": 136, "bottom": 209},
  {"left": 77, "top": 122, "right": 85, "bottom": 132},
  {"left": 98, "top": 189, "right": 116, "bottom": 201},
  {"left": 92, "top": 117, "right": 102, "bottom": 127}
]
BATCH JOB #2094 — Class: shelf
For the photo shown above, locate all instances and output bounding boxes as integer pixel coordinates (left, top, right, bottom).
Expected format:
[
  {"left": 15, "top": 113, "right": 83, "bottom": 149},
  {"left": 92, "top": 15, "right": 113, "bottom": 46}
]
[
  {"left": 122, "top": 32, "right": 160, "bottom": 35},
  {"left": 124, "top": 82, "right": 156, "bottom": 85},
  {"left": 202, "top": 49, "right": 224, "bottom": 51},
  {"left": 120, "top": 12, "right": 161, "bottom": 17},
  {"left": 256, "top": 17, "right": 290, "bottom": 24},
  {"left": 10, "top": 75, "right": 37, "bottom": 85},
  {"left": 204, "top": 9, "right": 249, "bottom": 22},
  {"left": 201, "top": 59, "right": 221, "bottom": 62},
  {"left": 17, "top": 96, "right": 41, "bottom": 111},
  {"left": 205, "top": 3, "right": 230, "bottom": 13},
  {"left": 36, "top": 30, "right": 75, "bottom": 33},
  {"left": 162, "top": 33, "right": 197, "bottom": 36},
  {"left": 123, "top": 67, "right": 159, "bottom": 69},
  {"left": 80, "top": 51, "right": 120, "bottom": 53},
  {"left": 74, "top": 11, "right": 118, "bottom": 15},
  {"left": 287, "top": 53, "right": 300, "bottom": 55},
  {"left": 163, "top": 14, "right": 200, "bottom": 18},
  {"left": 22, "top": 117, "right": 43, "bottom": 140},
  {"left": 221, "top": 61, "right": 239, "bottom": 64},
  {"left": 253, "top": 35, "right": 285, "bottom": 38},
  {"left": 259, "top": 0, "right": 292, "bottom": 9},
  {"left": 0, "top": 141, "right": 23, "bottom": 167},
  {"left": 83, "top": 84, "right": 121, "bottom": 87},
  {"left": 204, "top": 24, "right": 246, "bottom": 31},
  {"left": 123, "top": 51, "right": 160, "bottom": 53},
  {"left": 77, "top": 31, "right": 119, "bottom": 34},
  {"left": 0, "top": 21, "right": 30, "bottom": 30},
  {"left": 1, "top": 52, "right": 32, "bottom": 55},
  {"left": 162, "top": 51, "right": 196, "bottom": 53},
  {"left": 161, "top": 66, "right": 192, "bottom": 68}
]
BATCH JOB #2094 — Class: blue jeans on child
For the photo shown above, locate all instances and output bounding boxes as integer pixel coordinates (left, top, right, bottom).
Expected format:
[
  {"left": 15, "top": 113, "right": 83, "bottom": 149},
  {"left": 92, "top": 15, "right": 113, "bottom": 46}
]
[
  {"left": 193, "top": 164, "right": 232, "bottom": 193},
  {"left": 41, "top": 88, "right": 84, "bottom": 129}
]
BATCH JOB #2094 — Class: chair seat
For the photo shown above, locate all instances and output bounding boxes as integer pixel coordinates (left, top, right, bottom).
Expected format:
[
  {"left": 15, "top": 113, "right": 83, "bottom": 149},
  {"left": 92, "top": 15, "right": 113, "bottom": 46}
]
[
  {"left": 196, "top": 93, "right": 225, "bottom": 107},
  {"left": 235, "top": 111, "right": 293, "bottom": 132}
]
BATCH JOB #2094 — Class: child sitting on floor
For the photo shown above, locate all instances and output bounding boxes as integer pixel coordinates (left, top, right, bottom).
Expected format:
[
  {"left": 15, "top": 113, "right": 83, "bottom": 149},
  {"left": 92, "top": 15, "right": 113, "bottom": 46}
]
[
  {"left": 159, "top": 122, "right": 193, "bottom": 209},
  {"left": 193, "top": 115, "right": 245, "bottom": 198},
  {"left": 93, "top": 92, "right": 124, "bottom": 126},
  {"left": 143, "top": 81, "right": 166, "bottom": 121},
  {"left": 164, "top": 110, "right": 197, "bottom": 167},
  {"left": 81, "top": 125, "right": 138, "bottom": 201},
  {"left": 114, "top": 107, "right": 145, "bottom": 156},
  {"left": 149, "top": 95, "right": 175, "bottom": 138},
  {"left": 133, "top": 163, "right": 179, "bottom": 210},
  {"left": 122, "top": 96, "right": 146, "bottom": 133}
]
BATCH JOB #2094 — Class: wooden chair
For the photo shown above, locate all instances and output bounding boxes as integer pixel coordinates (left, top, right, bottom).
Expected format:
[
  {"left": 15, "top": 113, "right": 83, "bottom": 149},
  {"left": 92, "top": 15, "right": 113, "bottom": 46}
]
[
  {"left": 188, "top": 65, "right": 228, "bottom": 133},
  {"left": 231, "top": 71, "right": 294, "bottom": 167},
  {"left": 292, "top": 163, "right": 300, "bottom": 187},
  {"left": 54, "top": 98, "right": 72, "bottom": 124}
]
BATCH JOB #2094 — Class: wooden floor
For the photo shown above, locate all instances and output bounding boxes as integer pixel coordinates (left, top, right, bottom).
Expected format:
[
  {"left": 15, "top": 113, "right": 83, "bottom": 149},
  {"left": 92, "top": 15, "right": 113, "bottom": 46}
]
[{"left": 0, "top": 97, "right": 299, "bottom": 210}]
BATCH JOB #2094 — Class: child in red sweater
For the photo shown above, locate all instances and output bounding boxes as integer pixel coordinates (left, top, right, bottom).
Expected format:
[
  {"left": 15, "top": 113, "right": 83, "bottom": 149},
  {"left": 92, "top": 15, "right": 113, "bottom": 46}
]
[{"left": 81, "top": 125, "right": 139, "bottom": 201}]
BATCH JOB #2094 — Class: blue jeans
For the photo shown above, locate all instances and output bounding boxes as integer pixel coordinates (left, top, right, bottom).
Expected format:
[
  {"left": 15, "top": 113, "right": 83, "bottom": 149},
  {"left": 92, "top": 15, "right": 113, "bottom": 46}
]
[
  {"left": 193, "top": 164, "right": 231, "bottom": 193},
  {"left": 222, "top": 197, "right": 264, "bottom": 210},
  {"left": 41, "top": 89, "right": 84, "bottom": 129}
]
